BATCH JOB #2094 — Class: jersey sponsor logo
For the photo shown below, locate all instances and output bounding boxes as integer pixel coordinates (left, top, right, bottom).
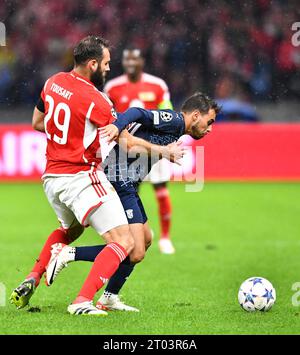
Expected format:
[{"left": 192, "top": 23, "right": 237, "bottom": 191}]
[
  {"left": 138, "top": 92, "right": 156, "bottom": 101},
  {"left": 126, "top": 209, "right": 134, "bottom": 219},
  {"left": 160, "top": 111, "right": 173, "bottom": 122}
]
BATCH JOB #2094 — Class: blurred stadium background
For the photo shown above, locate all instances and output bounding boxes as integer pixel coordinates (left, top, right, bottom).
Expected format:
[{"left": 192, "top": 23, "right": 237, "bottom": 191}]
[
  {"left": 0, "top": 0, "right": 300, "bottom": 181},
  {"left": 1, "top": 0, "right": 300, "bottom": 335},
  {"left": 1, "top": 0, "right": 300, "bottom": 117}
]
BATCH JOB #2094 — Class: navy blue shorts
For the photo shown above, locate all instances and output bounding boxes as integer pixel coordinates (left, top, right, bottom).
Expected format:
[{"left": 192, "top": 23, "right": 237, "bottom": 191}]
[{"left": 112, "top": 181, "right": 147, "bottom": 224}]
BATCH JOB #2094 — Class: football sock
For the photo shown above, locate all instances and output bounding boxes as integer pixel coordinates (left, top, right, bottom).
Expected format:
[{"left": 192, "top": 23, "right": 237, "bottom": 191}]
[
  {"left": 75, "top": 245, "right": 131, "bottom": 265},
  {"left": 105, "top": 262, "right": 135, "bottom": 295},
  {"left": 155, "top": 186, "right": 172, "bottom": 239},
  {"left": 73, "top": 296, "right": 90, "bottom": 304},
  {"left": 27, "top": 228, "right": 70, "bottom": 287},
  {"left": 75, "top": 245, "right": 105, "bottom": 261},
  {"left": 75, "top": 243, "right": 128, "bottom": 303}
]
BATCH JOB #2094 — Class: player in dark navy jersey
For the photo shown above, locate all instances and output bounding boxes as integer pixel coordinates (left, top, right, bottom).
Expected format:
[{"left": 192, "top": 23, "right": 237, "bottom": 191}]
[
  {"left": 45, "top": 92, "right": 221, "bottom": 312},
  {"left": 104, "top": 108, "right": 186, "bottom": 187}
]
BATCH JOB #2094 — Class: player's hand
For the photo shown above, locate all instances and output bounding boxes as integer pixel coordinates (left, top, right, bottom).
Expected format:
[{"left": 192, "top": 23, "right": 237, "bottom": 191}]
[
  {"left": 100, "top": 124, "right": 120, "bottom": 143},
  {"left": 163, "top": 141, "right": 186, "bottom": 165}
]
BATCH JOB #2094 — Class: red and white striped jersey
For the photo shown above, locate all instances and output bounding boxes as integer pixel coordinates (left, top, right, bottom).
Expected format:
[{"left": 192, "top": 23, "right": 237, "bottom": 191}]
[
  {"left": 104, "top": 72, "right": 171, "bottom": 112},
  {"left": 41, "top": 70, "right": 116, "bottom": 176}
]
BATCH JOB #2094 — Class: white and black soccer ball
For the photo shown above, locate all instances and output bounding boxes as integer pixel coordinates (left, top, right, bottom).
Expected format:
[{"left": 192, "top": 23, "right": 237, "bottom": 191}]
[{"left": 238, "top": 277, "right": 276, "bottom": 312}]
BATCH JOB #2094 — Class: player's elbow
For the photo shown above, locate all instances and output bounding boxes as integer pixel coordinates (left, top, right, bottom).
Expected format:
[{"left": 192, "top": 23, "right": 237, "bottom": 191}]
[
  {"left": 32, "top": 107, "right": 45, "bottom": 132},
  {"left": 32, "top": 121, "right": 45, "bottom": 132},
  {"left": 32, "top": 119, "right": 39, "bottom": 131},
  {"left": 126, "top": 137, "right": 149, "bottom": 155},
  {"left": 118, "top": 130, "right": 135, "bottom": 151}
]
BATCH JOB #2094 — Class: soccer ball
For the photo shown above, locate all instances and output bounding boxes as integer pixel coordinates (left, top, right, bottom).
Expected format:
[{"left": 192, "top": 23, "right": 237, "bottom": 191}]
[{"left": 238, "top": 277, "right": 276, "bottom": 312}]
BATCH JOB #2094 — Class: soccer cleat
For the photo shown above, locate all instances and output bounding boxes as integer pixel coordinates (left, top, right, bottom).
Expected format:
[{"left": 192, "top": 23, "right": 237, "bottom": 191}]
[
  {"left": 96, "top": 292, "right": 139, "bottom": 312},
  {"left": 45, "top": 243, "right": 75, "bottom": 286},
  {"left": 159, "top": 238, "right": 175, "bottom": 254},
  {"left": 10, "top": 278, "right": 36, "bottom": 309},
  {"left": 67, "top": 301, "right": 108, "bottom": 316}
]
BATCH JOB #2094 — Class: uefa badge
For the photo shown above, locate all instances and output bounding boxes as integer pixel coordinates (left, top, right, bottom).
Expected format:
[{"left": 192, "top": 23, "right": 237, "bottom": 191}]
[{"left": 160, "top": 112, "right": 173, "bottom": 122}]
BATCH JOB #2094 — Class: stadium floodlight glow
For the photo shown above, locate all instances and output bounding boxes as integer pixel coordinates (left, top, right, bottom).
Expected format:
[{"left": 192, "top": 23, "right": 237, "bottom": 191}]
[{"left": 0, "top": 22, "right": 5, "bottom": 46}]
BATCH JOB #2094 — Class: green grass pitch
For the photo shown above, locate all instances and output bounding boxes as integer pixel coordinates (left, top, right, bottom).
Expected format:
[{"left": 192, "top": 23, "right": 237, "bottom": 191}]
[{"left": 0, "top": 181, "right": 300, "bottom": 334}]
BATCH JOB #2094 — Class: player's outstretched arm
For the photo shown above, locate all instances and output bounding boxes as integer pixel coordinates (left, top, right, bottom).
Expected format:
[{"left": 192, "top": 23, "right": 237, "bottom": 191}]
[
  {"left": 32, "top": 107, "right": 45, "bottom": 132},
  {"left": 101, "top": 107, "right": 180, "bottom": 143},
  {"left": 101, "top": 108, "right": 155, "bottom": 143},
  {"left": 113, "top": 108, "right": 150, "bottom": 132},
  {"left": 118, "top": 130, "right": 185, "bottom": 165},
  {"left": 100, "top": 116, "right": 144, "bottom": 144}
]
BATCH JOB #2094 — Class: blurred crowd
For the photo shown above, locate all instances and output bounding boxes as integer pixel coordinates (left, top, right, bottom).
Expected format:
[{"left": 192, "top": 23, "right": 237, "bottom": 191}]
[{"left": 0, "top": 0, "right": 299, "bottom": 114}]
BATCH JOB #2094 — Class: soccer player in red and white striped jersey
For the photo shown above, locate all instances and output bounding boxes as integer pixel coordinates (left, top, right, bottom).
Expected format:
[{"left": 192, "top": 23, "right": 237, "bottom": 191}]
[
  {"left": 11, "top": 36, "right": 135, "bottom": 316},
  {"left": 104, "top": 48, "right": 175, "bottom": 255}
]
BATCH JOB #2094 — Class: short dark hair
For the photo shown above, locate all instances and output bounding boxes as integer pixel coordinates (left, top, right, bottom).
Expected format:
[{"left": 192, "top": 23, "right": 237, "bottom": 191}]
[
  {"left": 73, "top": 35, "right": 110, "bottom": 65},
  {"left": 181, "top": 92, "right": 221, "bottom": 115}
]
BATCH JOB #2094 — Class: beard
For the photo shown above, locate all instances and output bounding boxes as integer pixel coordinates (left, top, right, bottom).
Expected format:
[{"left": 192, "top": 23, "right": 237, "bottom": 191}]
[
  {"left": 190, "top": 124, "right": 206, "bottom": 140},
  {"left": 191, "top": 132, "right": 203, "bottom": 140},
  {"left": 90, "top": 68, "right": 106, "bottom": 88}
]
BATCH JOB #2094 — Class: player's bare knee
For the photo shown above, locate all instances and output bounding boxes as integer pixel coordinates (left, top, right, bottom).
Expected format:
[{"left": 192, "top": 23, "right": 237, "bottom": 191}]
[
  {"left": 130, "top": 251, "right": 145, "bottom": 264},
  {"left": 119, "top": 233, "right": 135, "bottom": 254},
  {"left": 130, "top": 242, "right": 146, "bottom": 263},
  {"left": 104, "top": 225, "right": 135, "bottom": 254},
  {"left": 145, "top": 237, "right": 152, "bottom": 250},
  {"left": 143, "top": 225, "right": 153, "bottom": 250},
  {"left": 144, "top": 232, "right": 152, "bottom": 249}
]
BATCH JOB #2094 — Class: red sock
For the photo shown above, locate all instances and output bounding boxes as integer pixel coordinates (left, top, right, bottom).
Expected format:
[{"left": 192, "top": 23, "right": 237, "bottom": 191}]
[
  {"left": 155, "top": 186, "right": 172, "bottom": 239},
  {"left": 74, "top": 243, "right": 128, "bottom": 303},
  {"left": 27, "top": 228, "right": 70, "bottom": 286}
]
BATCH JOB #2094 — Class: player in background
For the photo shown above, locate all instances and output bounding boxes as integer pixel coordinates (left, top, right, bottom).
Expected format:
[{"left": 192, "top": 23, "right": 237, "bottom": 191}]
[
  {"left": 10, "top": 35, "right": 182, "bottom": 316},
  {"left": 46, "top": 93, "right": 221, "bottom": 312},
  {"left": 104, "top": 48, "right": 175, "bottom": 254}
]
